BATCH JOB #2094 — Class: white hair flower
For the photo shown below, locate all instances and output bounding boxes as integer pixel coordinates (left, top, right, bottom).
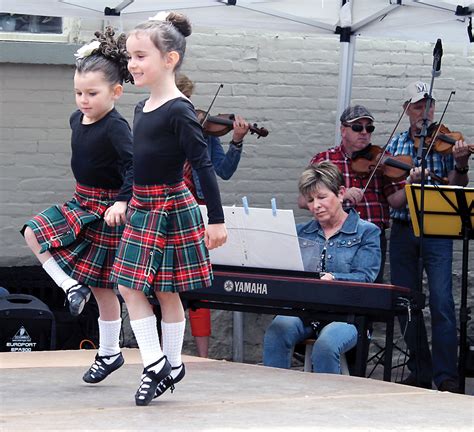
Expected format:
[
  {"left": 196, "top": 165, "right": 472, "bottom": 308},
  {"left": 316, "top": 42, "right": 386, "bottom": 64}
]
[
  {"left": 149, "top": 11, "right": 170, "bottom": 21},
  {"left": 74, "top": 40, "right": 101, "bottom": 59}
]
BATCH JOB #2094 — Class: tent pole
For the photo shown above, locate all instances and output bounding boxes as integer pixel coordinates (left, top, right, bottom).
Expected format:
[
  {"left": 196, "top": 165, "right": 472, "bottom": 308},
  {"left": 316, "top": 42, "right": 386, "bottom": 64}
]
[{"left": 335, "top": 34, "right": 355, "bottom": 146}]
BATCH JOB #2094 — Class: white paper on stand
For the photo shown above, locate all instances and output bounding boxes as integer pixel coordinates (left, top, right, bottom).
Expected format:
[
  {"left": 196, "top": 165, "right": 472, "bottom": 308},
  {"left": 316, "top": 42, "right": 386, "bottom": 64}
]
[{"left": 199, "top": 205, "right": 304, "bottom": 271}]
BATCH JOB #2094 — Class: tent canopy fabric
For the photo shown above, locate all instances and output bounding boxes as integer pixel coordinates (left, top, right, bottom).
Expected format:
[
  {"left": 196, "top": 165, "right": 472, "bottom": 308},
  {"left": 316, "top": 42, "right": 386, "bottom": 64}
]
[{"left": 2, "top": 1, "right": 472, "bottom": 42}]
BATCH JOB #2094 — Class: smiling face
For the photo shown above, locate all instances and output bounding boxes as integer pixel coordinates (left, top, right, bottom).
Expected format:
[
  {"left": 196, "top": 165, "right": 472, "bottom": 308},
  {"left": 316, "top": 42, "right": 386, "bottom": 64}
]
[
  {"left": 340, "top": 118, "right": 374, "bottom": 156},
  {"left": 126, "top": 32, "right": 171, "bottom": 88},
  {"left": 73, "top": 70, "right": 121, "bottom": 123}
]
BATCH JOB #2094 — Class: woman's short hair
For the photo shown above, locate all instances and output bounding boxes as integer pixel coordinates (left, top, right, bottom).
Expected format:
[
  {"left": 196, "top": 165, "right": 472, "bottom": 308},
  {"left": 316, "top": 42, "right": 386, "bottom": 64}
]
[{"left": 298, "top": 161, "right": 344, "bottom": 198}]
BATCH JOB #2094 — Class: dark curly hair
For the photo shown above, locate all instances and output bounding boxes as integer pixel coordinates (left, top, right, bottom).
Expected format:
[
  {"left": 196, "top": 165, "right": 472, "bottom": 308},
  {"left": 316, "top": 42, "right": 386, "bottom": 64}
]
[
  {"left": 130, "top": 12, "right": 192, "bottom": 71},
  {"left": 75, "top": 26, "right": 133, "bottom": 85}
]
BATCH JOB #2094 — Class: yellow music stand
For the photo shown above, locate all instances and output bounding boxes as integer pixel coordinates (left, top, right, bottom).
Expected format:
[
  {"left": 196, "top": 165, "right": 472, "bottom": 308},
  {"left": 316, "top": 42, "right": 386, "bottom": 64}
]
[
  {"left": 406, "top": 184, "right": 474, "bottom": 238},
  {"left": 406, "top": 183, "right": 474, "bottom": 393}
]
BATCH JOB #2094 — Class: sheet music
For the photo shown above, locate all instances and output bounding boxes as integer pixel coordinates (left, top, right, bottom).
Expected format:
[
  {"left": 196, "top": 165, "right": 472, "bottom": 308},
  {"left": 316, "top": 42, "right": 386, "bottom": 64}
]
[{"left": 199, "top": 205, "right": 305, "bottom": 271}]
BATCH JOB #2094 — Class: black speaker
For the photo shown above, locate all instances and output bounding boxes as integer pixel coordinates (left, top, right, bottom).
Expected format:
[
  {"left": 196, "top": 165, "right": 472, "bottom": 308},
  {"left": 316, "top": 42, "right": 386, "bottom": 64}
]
[{"left": 0, "top": 294, "right": 56, "bottom": 352}]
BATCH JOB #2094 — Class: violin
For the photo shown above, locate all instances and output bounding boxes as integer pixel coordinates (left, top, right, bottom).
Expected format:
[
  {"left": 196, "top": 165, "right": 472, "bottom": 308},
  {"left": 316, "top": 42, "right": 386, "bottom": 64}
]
[
  {"left": 352, "top": 145, "right": 410, "bottom": 180},
  {"left": 413, "top": 122, "right": 471, "bottom": 154},
  {"left": 195, "top": 109, "right": 269, "bottom": 138},
  {"left": 351, "top": 144, "right": 448, "bottom": 184}
]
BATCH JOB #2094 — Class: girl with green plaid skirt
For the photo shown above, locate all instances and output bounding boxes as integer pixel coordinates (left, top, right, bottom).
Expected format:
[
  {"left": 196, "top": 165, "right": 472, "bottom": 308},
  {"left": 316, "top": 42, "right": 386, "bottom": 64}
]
[
  {"left": 22, "top": 28, "right": 133, "bottom": 384},
  {"left": 110, "top": 12, "right": 227, "bottom": 406}
]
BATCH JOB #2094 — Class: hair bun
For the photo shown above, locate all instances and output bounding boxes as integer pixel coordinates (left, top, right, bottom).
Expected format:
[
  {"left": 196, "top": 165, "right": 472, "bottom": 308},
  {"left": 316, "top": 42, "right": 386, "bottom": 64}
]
[
  {"left": 166, "top": 12, "right": 192, "bottom": 37},
  {"left": 93, "top": 27, "right": 133, "bottom": 84}
]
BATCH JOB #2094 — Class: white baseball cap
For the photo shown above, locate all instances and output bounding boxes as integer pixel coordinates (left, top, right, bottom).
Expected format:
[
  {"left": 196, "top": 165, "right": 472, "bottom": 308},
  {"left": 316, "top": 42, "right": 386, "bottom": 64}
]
[{"left": 406, "top": 81, "right": 436, "bottom": 104}]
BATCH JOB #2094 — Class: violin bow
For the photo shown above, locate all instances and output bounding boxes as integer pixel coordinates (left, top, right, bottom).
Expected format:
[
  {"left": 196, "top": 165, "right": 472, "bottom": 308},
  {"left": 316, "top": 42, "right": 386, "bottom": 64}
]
[
  {"left": 200, "top": 84, "right": 224, "bottom": 126},
  {"left": 423, "top": 90, "right": 455, "bottom": 159},
  {"left": 361, "top": 103, "right": 409, "bottom": 195}
]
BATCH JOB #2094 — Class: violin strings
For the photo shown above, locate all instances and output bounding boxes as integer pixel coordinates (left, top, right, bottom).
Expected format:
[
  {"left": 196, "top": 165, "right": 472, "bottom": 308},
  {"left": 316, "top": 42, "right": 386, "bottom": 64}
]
[
  {"left": 360, "top": 103, "right": 410, "bottom": 195},
  {"left": 423, "top": 90, "right": 455, "bottom": 159}
]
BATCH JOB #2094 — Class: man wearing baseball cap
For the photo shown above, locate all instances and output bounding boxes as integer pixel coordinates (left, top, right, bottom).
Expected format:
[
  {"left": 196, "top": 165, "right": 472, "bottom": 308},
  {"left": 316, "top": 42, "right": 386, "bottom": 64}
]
[
  {"left": 386, "top": 81, "right": 471, "bottom": 393},
  {"left": 302, "top": 104, "right": 408, "bottom": 284}
]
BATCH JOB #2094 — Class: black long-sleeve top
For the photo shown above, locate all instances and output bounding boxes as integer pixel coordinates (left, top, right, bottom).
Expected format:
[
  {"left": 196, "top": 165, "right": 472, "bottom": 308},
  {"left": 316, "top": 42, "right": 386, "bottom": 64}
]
[
  {"left": 70, "top": 108, "right": 133, "bottom": 201},
  {"left": 133, "top": 97, "right": 224, "bottom": 224}
]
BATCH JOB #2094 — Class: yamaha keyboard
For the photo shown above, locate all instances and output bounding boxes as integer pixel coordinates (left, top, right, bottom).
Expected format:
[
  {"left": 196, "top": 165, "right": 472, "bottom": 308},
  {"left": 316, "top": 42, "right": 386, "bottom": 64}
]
[
  {"left": 179, "top": 265, "right": 426, "bottom": 381},
  {"left": 181, "top": 265, "right": 426, "bottom": 318}
]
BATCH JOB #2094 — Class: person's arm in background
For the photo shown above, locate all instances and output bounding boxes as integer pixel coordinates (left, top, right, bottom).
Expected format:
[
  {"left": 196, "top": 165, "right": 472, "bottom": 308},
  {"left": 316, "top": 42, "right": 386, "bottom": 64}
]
[
  {"left": 448, "top": 140, "right": 470, "bottom": 186},
  {"left": 210, "top": 114, "right": 249, "bottom": 180},
  {"left": 208, "top": 135, "right": 242, "bottom": 180}
]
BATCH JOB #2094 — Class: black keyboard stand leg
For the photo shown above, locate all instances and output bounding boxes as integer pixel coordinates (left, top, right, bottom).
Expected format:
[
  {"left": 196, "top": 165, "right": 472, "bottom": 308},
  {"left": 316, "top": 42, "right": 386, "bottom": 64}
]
[
  {"left": 354, "top": 316, "right": 369, "bottom": 377},
  {"left": 383, "top": 318, "right": 395, "bottom": 381}
]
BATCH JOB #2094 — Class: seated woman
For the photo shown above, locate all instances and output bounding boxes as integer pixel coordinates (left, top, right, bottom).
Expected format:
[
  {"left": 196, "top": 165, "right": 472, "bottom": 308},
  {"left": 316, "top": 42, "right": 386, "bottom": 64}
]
[{"left": 263, "top": 161, "right": 381, "bottom": 374}]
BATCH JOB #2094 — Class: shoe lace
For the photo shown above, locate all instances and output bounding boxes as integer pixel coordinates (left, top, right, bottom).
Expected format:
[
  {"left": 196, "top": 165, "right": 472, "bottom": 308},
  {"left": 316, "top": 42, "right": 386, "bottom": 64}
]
[{"left": 136, "top": 374, "right": 154, "bottom": 400}]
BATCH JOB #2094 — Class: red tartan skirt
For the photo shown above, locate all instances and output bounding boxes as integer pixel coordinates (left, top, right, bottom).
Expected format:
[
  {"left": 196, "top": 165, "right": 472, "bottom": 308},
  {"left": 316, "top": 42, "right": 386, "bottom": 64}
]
[
  {"left": 22, "top": 183, "right": 123, "bottom": 289},
  {"left": 110, "top": 182, "right": 212, "bottom": 294}
]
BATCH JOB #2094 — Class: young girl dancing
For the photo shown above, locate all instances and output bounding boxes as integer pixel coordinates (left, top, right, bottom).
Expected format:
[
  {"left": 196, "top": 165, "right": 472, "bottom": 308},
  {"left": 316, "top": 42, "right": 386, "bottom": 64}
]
[
  {"left": 22, "top": 28, "right": 133, "bottom": 384},
  {"left": 110, "top": 12, "right": 227, "bottom": 406}
]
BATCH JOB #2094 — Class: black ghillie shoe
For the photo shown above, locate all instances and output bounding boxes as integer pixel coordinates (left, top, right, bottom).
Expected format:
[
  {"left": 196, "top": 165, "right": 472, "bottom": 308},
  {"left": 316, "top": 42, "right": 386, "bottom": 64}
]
[
  {"left": 154, "top": 363, "right": 185, "bottom": 399},
  {"left": 66, "top": 283, "right": 91, "bottom": 316},
  {"left": 172, "top": 363, "right": 186, "bottom": 384},
  {"left": 135, "top": 356, "right": 173, "bottom": 406},
  {"left": 83, "top": 352, "right": 124, "bottom": 384}
]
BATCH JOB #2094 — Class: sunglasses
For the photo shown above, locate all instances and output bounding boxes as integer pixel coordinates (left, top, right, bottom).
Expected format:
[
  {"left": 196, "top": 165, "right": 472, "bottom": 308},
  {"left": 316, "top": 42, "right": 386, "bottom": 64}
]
[{"left": 343, "top": 123, "right": 375, "bottom": 133}]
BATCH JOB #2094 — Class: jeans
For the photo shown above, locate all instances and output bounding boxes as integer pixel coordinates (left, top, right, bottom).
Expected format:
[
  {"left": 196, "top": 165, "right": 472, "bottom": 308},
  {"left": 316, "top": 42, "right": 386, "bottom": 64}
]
[
  {"left": 390, "top": 221, "right": 458, "bottom": 386},
  {"left": 263, "top": 316, "right": 358, "bottom": 373}
]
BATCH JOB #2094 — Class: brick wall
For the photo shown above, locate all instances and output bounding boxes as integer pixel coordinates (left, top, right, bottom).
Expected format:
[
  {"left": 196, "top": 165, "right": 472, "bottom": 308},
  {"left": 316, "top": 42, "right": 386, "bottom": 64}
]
[{"left": 0, "top": 29, "right": 473, "bottom": 362}]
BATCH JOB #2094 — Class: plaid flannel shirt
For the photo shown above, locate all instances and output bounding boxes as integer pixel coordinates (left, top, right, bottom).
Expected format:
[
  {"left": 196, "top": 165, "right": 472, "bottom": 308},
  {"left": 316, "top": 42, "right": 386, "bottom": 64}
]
[
  {"left": 386, "top": 130, "right": 454, "bottom": 221},
  {"left": 310, "top": 146, "right": 405, "bottom": 229}
]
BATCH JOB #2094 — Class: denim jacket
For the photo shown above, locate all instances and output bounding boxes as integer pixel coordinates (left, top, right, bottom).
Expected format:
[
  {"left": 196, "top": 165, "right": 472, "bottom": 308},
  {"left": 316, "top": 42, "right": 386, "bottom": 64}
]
[
  {"left": 192, "top": 135, "right": 242, "bottom": 200},
  {"left": 297, "top": 209, "right": 381, "bottom": 283}
]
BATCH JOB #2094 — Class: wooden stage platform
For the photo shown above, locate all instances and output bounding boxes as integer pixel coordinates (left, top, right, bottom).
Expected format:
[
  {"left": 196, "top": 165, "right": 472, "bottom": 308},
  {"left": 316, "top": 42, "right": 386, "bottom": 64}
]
[{"left": 0, "top": 349, "right": 472, "bottom": 431}]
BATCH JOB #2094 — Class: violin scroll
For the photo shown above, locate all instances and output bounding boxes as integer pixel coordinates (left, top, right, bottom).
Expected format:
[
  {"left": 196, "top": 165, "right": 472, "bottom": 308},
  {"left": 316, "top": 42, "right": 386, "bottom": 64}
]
[{"left": 250, "top": 122, "right": 269, "bottom": 138}]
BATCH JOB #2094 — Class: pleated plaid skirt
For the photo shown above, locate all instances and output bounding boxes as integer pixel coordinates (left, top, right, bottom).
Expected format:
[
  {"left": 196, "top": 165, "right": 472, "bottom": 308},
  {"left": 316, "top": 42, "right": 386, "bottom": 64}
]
[
  {"left": 22, "top": 183, "right": 123, "bottom": 290},
  {"left": 110, "top": 182, "right": 212, "bottom": 295}
]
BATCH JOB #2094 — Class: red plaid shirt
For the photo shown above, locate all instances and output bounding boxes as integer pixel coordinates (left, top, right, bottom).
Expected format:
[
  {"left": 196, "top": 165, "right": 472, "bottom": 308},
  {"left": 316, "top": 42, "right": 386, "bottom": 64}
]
[{"left": 310, "top": 146, "right": 405, "bottom": 229}]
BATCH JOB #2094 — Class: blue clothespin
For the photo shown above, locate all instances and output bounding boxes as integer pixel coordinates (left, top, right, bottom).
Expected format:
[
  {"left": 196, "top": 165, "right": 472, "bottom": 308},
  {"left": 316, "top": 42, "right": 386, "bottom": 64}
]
[
  {"left": 242, "top": 196, "right": 249, "bottom": 215},
  {"left": 271, "top": 197, "right": 277, "bottom": 216}
]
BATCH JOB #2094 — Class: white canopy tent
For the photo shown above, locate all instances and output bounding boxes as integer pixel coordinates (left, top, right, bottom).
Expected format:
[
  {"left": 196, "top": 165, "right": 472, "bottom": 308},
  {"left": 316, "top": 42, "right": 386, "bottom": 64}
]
[
  {"left": 1, "top": 0, "right": 472, "bottom": 363},
  {"left": 2, "top": 0, "right": 473, "bottom": 143}
]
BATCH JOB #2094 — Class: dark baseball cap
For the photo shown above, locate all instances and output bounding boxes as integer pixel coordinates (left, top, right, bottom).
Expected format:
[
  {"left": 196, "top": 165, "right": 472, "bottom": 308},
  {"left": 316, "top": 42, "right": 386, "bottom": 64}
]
[{"left": 340, "top": 105, "right": 375, "bottom": 123}]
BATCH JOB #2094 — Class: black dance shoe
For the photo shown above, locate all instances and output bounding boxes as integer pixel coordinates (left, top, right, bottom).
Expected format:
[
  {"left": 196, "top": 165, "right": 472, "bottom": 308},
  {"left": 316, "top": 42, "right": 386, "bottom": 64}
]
[
  {"left": 154, "top": 363, "right": 185, "bottom": 399},
  {"left": 135, "top": 356, "right": 173, "bottom": 406},
  {"left": 66, "top": 283, "right": 91, "bottom": 316},
  {"left": 171, "top": 363, "right": 186, "bottom": 384},
  {"left": 83, "top": 352, "right": 125, "bottom": 384}
]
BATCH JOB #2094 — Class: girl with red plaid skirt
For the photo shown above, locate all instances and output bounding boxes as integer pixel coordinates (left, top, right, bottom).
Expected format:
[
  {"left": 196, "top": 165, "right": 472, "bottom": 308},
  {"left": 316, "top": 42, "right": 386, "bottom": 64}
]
[
  {"left": 110, "top": 12, "right": 227, "bottom": 406},
  {"left": 22, "top": 28, "right": 133, "bottom": 384}
]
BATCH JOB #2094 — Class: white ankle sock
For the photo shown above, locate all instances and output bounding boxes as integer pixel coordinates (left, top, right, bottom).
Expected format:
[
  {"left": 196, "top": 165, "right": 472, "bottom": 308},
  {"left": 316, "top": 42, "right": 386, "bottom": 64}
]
[
  {"left": 98, "top": 318, "right": 122, "bottom": 357},
  {"left": 42, "top": 258, "right": 77, "bottom": 293},
  {"left": 130, "top": 315, "right": 165, "bottom": 372},
  {"left": 161, "top": 320, "right": 186, "bottom": 368}
]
